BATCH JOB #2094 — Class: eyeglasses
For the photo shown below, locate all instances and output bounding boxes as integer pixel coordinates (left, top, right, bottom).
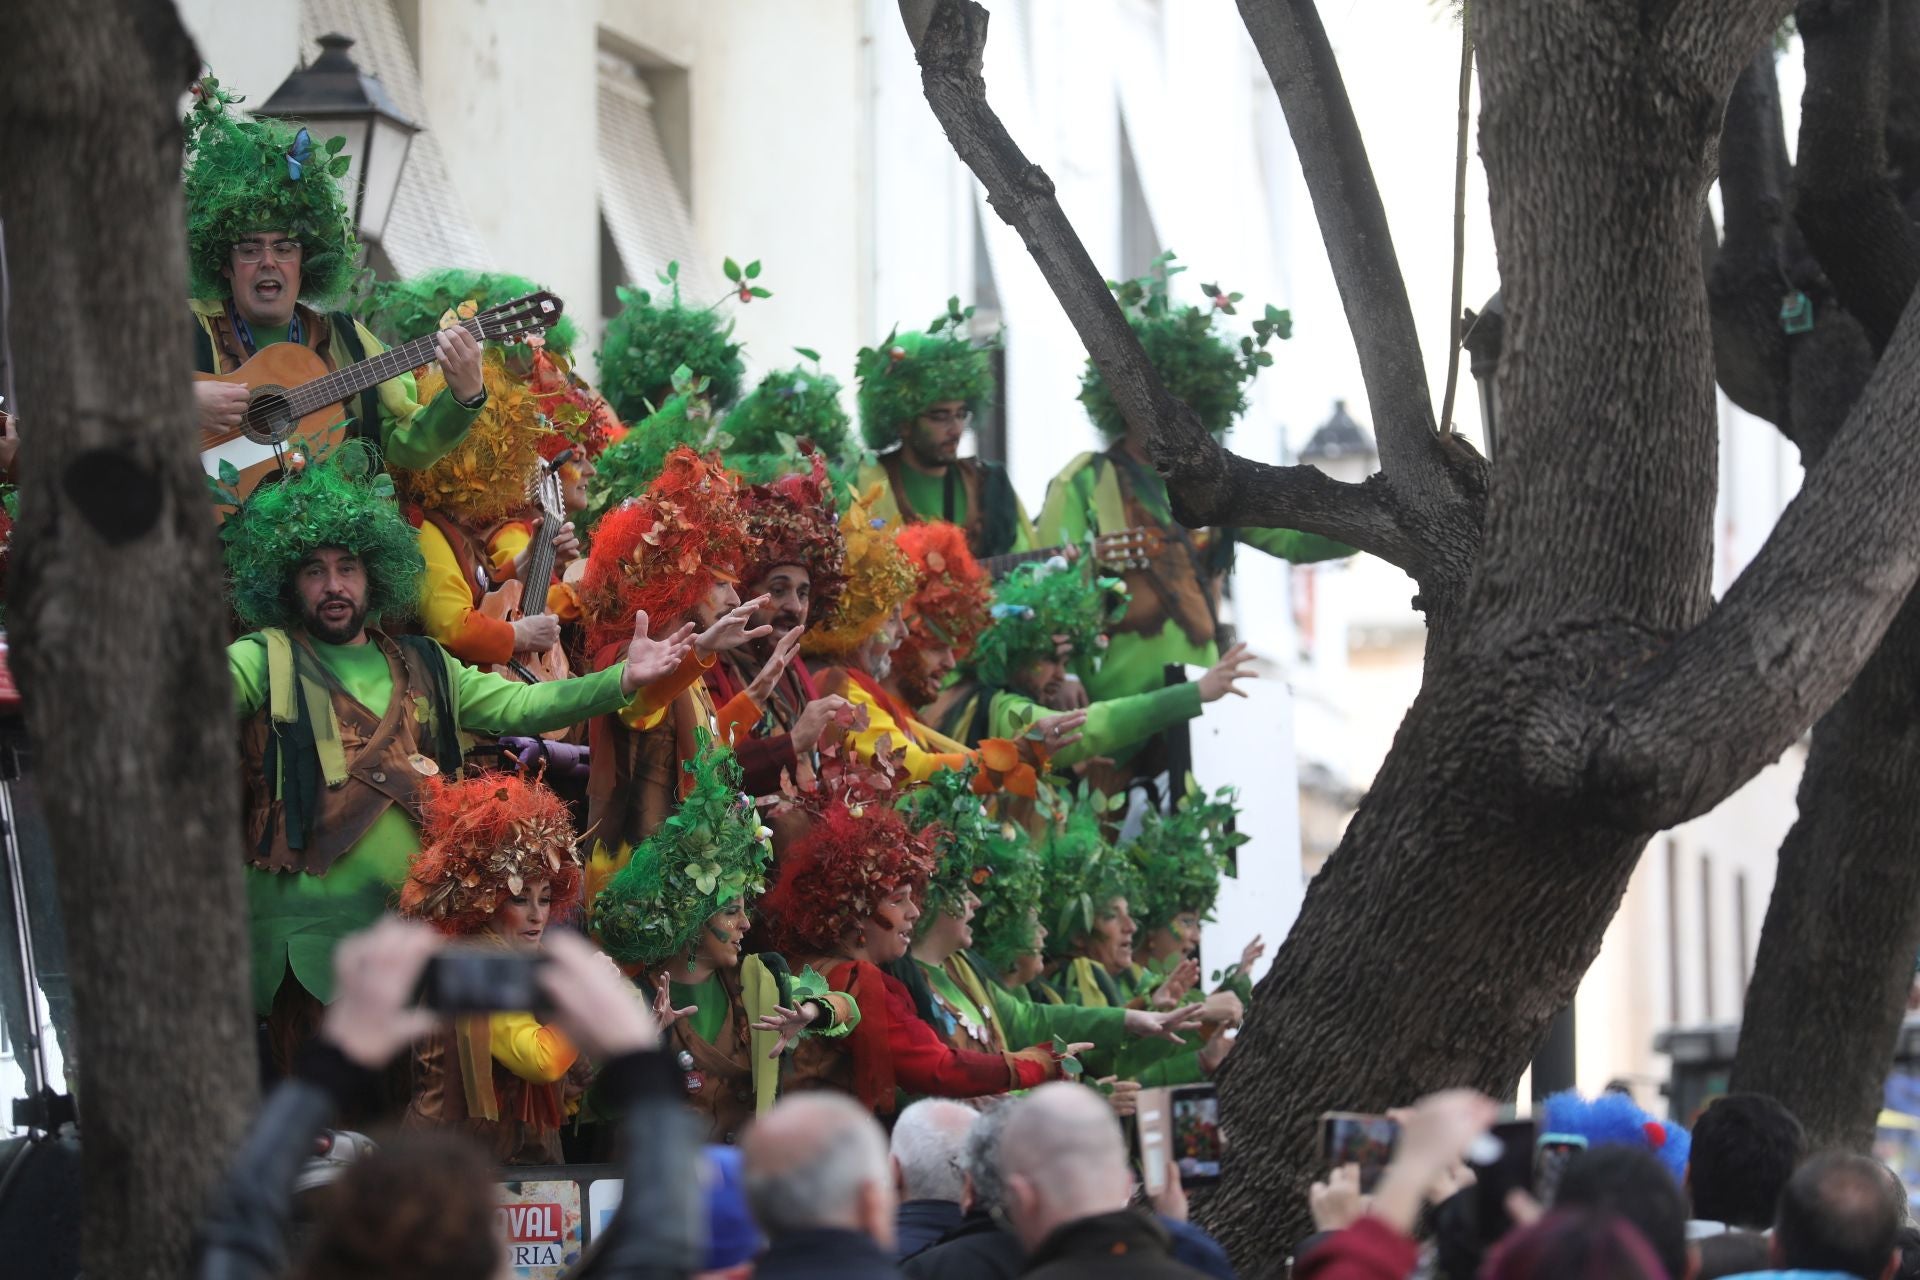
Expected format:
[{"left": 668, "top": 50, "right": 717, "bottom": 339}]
[
  {"left": 921, "top": 408, "right": 972, "bottom": 427},
  {"left": 232, "top": 239, "right": 303, "bottom": 264}
]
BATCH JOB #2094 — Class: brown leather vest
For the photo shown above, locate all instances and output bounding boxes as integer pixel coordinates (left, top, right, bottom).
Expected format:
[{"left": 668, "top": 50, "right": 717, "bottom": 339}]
[
  {"left": 419, "top": 509, "right": 497, "bottom": 609},
  {"left": 240, "top": 631, "right": 447, "bottom": 877},
  {"left": 649, "top": 964, "right": 756, "bottom": 1144},
  {"left": 403, "top": 1025, "right": 565, "bottom": 1165},
  {"left": 584, "top": 651, "right": 708, "bottom": 851}
]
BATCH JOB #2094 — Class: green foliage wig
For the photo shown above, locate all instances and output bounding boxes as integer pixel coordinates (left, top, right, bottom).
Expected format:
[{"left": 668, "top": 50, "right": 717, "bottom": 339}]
[
  {"left": 182, "top": 77, "right": 358, "bottom": 303},
  {"left": 1078, "top": 251, "right": 1291, "bottom": 440},
  {"left": 1036, "top": 784, "right": 1139, "bottom": 958},
  {"left": 964, "top": 559, "right": 1125, "bottom": 690},
  {"left": 592, "top": 738, "right": 773, "bottom": 969},
  {"left": 900, "top": 765, "right": 1001, "bottom": 924},
  {"left": 357, "top": 268, "right": 579, "bottom": 356},
  {"left": 1127, "top": 780, "right": 1247, "bottom": 933},
  {"left": 581, "top": 390, "right": 718, "bottom": 534},
  {"left": 968, "top": 824, "right": 1045, "bottom": 978},
  {"left": 599, "top": 272, "right": 746, "bottom": 423},
  {"left": 723, "top": 360, "right": 858, "bottom": 481},
  {"left": 855, "top": 299, "right": 996, "bottom": 451},
  {"left": 221, "top": 445, "right": 424, "bottom": 631}
]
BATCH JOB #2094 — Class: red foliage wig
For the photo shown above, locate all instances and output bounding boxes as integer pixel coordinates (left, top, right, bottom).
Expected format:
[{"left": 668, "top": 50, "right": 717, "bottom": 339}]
[
  {"left": 578, "top": 446, "right": 754, "bottom": 653},
  {"left": 757, "top": 759, "right": 943, "bottom": 956},
  {"left": 896, "top": 520, "right": 992, "bottom": 660},
  {"left": 399, "top": 771, "right": 582, "bottom": 937},
  {"left": 738, "top": 453, "right": 848, "bottom": 622}
]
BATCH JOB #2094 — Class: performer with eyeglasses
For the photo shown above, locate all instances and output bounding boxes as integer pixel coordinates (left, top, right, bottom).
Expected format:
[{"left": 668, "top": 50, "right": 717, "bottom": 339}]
[
  {"left": 851, "top": 302, "right": 1034, "bottom": 563},
  {"left": 183, "top": 79, "right": 484, "bottom": 472}
]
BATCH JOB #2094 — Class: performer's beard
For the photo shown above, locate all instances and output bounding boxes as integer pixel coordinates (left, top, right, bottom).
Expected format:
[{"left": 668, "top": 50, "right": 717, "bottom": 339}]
[
  {"left": 302, "top": 591, "right": 369, "bottom": 645},
  {"left": 890, "top": 646, "right": 945, "bottom": 709}
]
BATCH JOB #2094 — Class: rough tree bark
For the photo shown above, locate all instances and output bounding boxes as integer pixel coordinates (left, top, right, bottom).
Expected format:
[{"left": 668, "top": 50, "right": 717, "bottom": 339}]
[
  {"left": 1715, "top": 2, "right": 1920, "bottom": 1150},
  {"left": 0, "top": 4, "right": 257, "bottom": 1277},
  {"left": 898, "top": 0, "right": 1920, "bottom": 1263}
]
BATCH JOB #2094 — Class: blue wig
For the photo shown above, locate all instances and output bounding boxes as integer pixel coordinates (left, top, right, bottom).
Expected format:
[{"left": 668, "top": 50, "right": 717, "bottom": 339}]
[{"left": 1542, "top": 1090, "right": 1691, "bottom": 1185}]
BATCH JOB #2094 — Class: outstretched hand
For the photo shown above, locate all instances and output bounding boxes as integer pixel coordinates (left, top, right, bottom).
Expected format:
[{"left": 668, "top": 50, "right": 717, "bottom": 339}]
[
  {"left": 1150, "top": 956, "right": 1201, "bottom": 1010},
  {"left": 752, "top": 1002, "right": 820, "bottom": 1058},
  {"left": 1123, "top": 1002, "right": 1206, "bottom": 1044},
  {"left": 1027, "top": 709, "right": 1087, "bottom": 753},
  {"left": 745, "top": 626, "right": 806, "bottom": 705},
  {"left": 651, "top": 974, "right": 699, "bottom": 1033},
  {"left": 620, "top": 610, "right": 697, "bottom": 696},
  {"left": 1197, "top": 641, "right": 1257, "bottom": 703},
  {"left": 696, "top": 595, "right": 772, "bottom": 657}
]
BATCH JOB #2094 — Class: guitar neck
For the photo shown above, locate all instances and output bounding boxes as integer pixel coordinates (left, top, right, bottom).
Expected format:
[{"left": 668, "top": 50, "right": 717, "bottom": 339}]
[
  {"left": 980, "top": 545, "right": 1070, "bottom": 577},
  {"left": 283, "top": 316, "right": 484, "bottom": 421},
  {"left": 522, "top": 515, "right": 559, "bottom": 613}
]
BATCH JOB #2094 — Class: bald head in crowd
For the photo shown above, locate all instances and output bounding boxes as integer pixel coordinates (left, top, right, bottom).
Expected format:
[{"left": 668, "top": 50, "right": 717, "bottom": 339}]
[
  {"left": 1774, "top": 1153, "right": 1904, "bottom": 1280},
  {"left": 742, "top": 1092, "right": 897, "bottom": 1251},
  {"left": 998, "top": 1082, "right": 1135, "bottom": 1251}
]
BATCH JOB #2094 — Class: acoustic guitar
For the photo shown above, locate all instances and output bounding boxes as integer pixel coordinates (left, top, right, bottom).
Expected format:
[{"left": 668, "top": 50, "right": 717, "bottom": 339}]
[
  {"left": 479, "top": 458, "right": 573, "bottom": 686},
  {"left": 196, "top": 291, "right": 564, "bottom": 503},
  {"left": 977, "top": 526, "right": 1165, "bottom": 578}
]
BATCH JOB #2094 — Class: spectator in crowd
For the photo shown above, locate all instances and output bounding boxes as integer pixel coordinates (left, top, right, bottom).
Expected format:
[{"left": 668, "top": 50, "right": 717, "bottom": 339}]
[
  {"left": 192, "top": 919, "right": 701, "bottom": 1280},
  {"left": 904, "top": 1103, "right": 1024, "bottom": 1279},
  {"left": 996, "top": 1081, "right": 1207, "bottom": 1278},
  {"left": 1892, "top": 1223, "right": 1920, "bottom": 1280},
  {"left": 1293, "top": 1089, "right": 1499, "bottom": 1280},
  {"left": 1554, "top": 1145, "right": 1696, "bottom": 1280},
  {"left": 890, "top": 1100, "right": 978, "bottom": 1260},
  {"left": 1686, "top": 1093, "right": 1807, "bottom": 1236},
  {"left": 743, "top": 1092, "right": 903, "bottom": 1280},
  {"left": 1768, "top": 1153, "right": 1904, "bottom": 1280},
  {"left": 1483, "top": 1210, "right": 1669, "bottom": 1280},
  {"left": 699, "top": 1145, "right": 764, "bottom": 1280}
]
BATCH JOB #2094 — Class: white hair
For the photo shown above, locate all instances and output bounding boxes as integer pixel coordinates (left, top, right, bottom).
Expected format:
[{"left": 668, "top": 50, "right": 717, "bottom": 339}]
[{"left": 890, "top": 1099, "right": 978, "bottom": 1202}]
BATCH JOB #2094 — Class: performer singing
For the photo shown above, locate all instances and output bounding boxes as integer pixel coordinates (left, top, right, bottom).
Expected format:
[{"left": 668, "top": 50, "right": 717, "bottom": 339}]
[
  {"left": 852, "top": 301, "right": 1033, "bottom": 561},
  {"left": 225, "top": 451, "right": 693, "bottom": 1064},
  {"left": 184, "top": 79, "right": 483, "bottom": 467}
]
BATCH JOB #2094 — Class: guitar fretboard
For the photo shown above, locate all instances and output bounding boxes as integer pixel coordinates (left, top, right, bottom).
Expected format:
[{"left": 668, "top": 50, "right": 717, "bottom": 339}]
[
  {"left": 281, "top": 316, "right": 486, "bottom": 422},
  {"left": 980, "top": 544, "right": 1075, "bottom": 577}
]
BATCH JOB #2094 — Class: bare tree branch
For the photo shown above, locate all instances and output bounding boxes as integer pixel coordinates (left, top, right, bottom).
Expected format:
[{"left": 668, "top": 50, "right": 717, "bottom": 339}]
[
  {"left": 1655, "top": 0, "right": 1799, "bottom": 101},
  {"left": 1794, "top": 0, "right": 1920, "bottom": 355},
  {"left": 1233, "top": 0, "right": 1449, "bottom": 497},
  {"left": 1524, "top": 286, "right": 1920, "bottom": 831},
  {"left": 907, "top": 0, "right": 1439, "bottom": 574}
]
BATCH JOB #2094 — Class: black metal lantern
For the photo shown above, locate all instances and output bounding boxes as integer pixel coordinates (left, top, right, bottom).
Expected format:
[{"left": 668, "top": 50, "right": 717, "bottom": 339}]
[
  {"left": 1299, "top": 399, "right": 1379, "bottom": 484},
  {"left": 254, "top": 33, "right": 418, "bottom": 246}
]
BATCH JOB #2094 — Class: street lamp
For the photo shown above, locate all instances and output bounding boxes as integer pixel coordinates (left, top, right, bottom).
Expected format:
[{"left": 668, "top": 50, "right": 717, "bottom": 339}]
[
  {"left": 253, "top": 33, "right": 419, "bottom": 247},
  {"left": 1461, "top": 290, "right": 1504, "bottom": 460},
  {"left": 1298, "top": 399, "right": 1380, "bottom": 484}
]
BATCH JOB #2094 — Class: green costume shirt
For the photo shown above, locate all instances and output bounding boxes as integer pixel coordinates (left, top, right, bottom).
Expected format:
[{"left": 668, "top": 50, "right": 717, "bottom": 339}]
[
  {"left": 983, "top": 681, "right": 1202, "bottom": 767},
  {"left": 671, "top": 973, "right": 730, "bottom": 1046},
  {"left": 1036, "top": 451, "right": 1351, "bottom": 706},
  {"left": 1049, "top": 956, "right": 1207, "bottom": 1085},
  {"left": 231, "top": 637, "right": 631, "bottom": 1012}
]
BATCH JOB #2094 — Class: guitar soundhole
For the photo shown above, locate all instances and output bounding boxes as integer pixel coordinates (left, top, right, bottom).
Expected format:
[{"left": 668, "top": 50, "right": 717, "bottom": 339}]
[{"left": 242, "top": 385, "right": 298, "bottom": 446}]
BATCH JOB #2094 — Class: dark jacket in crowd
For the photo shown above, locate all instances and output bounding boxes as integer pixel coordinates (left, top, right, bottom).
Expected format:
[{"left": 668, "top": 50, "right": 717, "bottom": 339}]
[
  {"left": 1163, "top": 1218, "right": 1238, "bottom": 1279},
  {"left": 1697, "top": 1231, "right": 1775, "bottom": 1280},
  {"left": 1021, "top": 1209, "right": 1211, "bottom": 1279},
  {"left": 903, "top": 1209, "right": 1025, "bottom": 1279},
  {"left": 189, "top": 1043, "right": 700, "bottom": 1280},
  {"left": 895, "top": 1198, "right": 966, "bottom": 1261},
  {"left": 755, "top": 1226, "right": 903, "bottom": 1280}
]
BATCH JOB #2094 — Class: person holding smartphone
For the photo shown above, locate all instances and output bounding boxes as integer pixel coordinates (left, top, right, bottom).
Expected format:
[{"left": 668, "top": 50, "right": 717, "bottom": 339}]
[{"left": 396, "top": 769, "right": 601, "bottom": 1163}]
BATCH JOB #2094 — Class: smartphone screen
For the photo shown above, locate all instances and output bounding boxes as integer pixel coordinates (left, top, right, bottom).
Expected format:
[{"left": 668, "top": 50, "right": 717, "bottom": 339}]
[
  {"left": 1534, "top": 1133, "right": 1589, "bottom": 1205},
  {"left": 1320, "top": 1112, "right": 1400, "bottom": 1192},
  {"left": 1170, "top": 1085, "right": 1223, "bottom": 1185},
  {"left": 1471, "top": 1119, "right": 1538, "bottom": 1244}
]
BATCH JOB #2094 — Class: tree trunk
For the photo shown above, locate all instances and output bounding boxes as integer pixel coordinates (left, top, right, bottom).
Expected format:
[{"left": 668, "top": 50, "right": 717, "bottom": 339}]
[
  {"left": 1729, "top": 587, "right": 1920, "bottom": 1150},
  {"left": 1720, "top": 1, "right": 1920, "bottom": 1148},
  {"left": 0, "top": 5, "right": 258, "bottom": 1277}
]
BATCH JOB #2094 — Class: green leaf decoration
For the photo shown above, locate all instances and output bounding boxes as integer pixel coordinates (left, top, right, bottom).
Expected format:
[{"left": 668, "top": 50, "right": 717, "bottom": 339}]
[
  {"left": 723, "top": 257, "right": 742, "bottom": 283},
  {"left": 789, "top": 965, "right": 831, "bottom": 1002},
  {"left": 749, "top": 286, "right": 772, "bottom": 299},
  {"left": 667, "top": 260, "right": 681, "bottom": 280},
  {"left": 745, "top": 260, "right": 762, "bottom": 279},
  {"left": 218, "top": 459, "right": 241, "bottom": 487},
  {"left": 794, "top": 346, "right": 820, "bottom": 362},
  {"left": 324, "top": 135, "right": 346, "bottom": 155},
  {"left": 327, "top": 155, "right": 351, "bottom": 178}
]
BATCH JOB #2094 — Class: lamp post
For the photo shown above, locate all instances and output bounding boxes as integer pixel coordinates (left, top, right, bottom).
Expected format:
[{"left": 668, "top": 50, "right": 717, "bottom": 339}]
[
  {"left": 1298, "top": 399, "right": 1380, "bottom": 484},
  {"left": 1461, "top": 290, "right": 1504, "bottom": 460},
  {"left": 253, "top": 33, "right": 418, "bottom": 247}
]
